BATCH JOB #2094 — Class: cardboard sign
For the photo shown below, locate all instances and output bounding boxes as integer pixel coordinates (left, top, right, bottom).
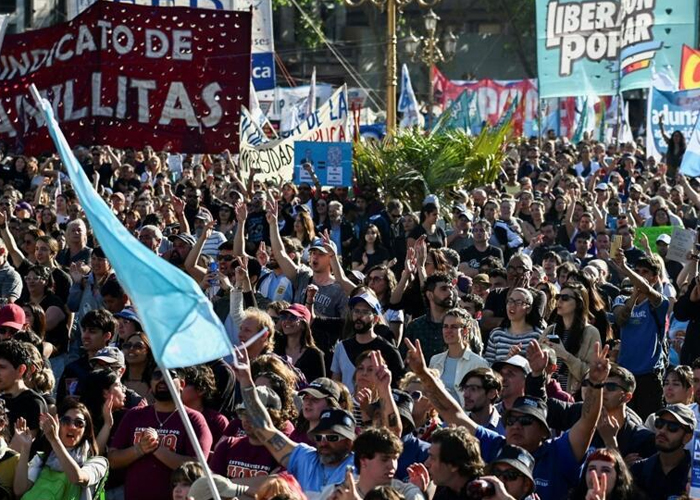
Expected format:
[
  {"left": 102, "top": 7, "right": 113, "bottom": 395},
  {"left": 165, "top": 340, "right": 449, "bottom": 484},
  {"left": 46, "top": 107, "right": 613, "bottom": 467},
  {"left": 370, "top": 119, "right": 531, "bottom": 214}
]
[{"left": 667, "top": 227, "right": 697, "bottom": 264}]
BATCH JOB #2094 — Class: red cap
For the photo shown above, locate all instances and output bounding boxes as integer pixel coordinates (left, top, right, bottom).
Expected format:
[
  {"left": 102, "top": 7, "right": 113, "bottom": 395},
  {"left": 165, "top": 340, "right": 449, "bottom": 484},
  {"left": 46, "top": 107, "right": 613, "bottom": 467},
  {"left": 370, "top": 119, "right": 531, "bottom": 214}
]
[
  {"left": 0, "top": 304, "right": 25, "bottom": 330},
  {"left": 282, "top": 304, "right": 311, "bottom": 323}
]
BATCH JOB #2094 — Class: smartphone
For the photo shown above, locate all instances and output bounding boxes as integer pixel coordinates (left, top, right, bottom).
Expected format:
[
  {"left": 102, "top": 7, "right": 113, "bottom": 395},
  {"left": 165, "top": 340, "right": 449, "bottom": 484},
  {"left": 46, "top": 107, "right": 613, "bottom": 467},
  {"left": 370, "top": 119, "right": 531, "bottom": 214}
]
[
  {"left": 611, "top": 235, "right": 623, "bottom": 258},
  {"left": 547, "top": 334, "right": 561, "bottom": 344}
]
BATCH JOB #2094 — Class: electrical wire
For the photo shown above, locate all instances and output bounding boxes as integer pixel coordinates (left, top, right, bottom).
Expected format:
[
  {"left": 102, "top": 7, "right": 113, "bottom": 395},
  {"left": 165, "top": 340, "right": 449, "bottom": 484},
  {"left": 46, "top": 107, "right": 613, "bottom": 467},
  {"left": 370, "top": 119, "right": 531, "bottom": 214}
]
[{"left": 287, "top": 0, "right": 386, "bottom": 110}]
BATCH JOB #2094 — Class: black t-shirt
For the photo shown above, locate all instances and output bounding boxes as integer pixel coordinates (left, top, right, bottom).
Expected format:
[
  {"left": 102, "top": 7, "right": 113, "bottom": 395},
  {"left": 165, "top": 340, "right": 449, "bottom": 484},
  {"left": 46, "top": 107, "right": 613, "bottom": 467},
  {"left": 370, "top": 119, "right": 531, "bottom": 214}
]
[
  {"left": 274, "top": 345, "right": 326, "bottom": 383},
  {"left": 351, "top": 245, "right": 391, "bottom": 272},
  {"left": 2, "top": 389, "right": 47, "bottom": 435},
  {"left": 340, "top": 336, "right": 404, "bottom": 384},
  {"left": 458, "top": 244, "right": 504, "bottom": 269},
  {"left": 40, "top": 292, "right": 70, "bottom": 354},
  {"left": 408, "top": 225, "right": 446, "bottom": 249}
]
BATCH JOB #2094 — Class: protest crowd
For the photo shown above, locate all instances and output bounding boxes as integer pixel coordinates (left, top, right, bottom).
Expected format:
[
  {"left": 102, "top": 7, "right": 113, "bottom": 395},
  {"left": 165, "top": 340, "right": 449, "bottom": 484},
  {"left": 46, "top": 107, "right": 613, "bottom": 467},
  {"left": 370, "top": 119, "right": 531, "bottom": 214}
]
[{"left": 0, "top": 129, "right": 692, "bottom": 500}]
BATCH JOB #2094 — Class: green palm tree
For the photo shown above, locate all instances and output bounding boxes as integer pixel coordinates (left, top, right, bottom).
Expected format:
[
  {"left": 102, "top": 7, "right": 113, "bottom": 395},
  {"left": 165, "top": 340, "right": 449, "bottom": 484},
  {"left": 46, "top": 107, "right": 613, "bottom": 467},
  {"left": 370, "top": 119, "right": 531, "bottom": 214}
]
[{"left": 354, "top": 125, "right": 509, "bottom": 210}]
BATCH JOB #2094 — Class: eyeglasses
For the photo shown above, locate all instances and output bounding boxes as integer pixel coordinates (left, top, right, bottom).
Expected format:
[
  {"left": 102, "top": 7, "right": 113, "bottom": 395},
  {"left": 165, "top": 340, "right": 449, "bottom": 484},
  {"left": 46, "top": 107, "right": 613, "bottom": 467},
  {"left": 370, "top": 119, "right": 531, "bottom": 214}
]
[
  {"left": 279, "top": 313, "right": 300, "bottom": 322},
  {"left": 506, "top": 299, "right": 529, "bottom": 307},
  {"left": 505, "top": 415, "right": 536, "bottom": 427},
  {"left": 410, "top": 391, "right": 423, "bottom": 400},
  {"left": 351, "top": 309, "right": 375, "bottom": 318},
  {"left": 492, "top": 469, "right": 524, "bottom": 482},
  {"left": 654, "top": 418, "right": 686, "bottom": 433},
  {"left": 555, "top": 294, "right": 575, "bottom": 302},
  {"left": 217, "top": 255, "right": 235, "bottom": 262},
  {"left": 313, "top": 434, "right": 341, "bottom": 442},
  {"left": 59, "top": 416, "right": 86, "bottom": 428},
  {"left": 122, "top": 341, "right": 146, "bottom": 351},
  {"left": 152, "top": 370, "right": 179, "bottom": 381}
]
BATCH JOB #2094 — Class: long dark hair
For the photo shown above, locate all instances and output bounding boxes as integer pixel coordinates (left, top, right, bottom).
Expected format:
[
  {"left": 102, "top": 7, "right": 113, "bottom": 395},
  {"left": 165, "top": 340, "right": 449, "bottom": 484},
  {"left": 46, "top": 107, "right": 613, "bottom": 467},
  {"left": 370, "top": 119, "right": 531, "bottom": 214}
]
[
  {"left": 569, "top": 448, "right": 637, "bottom": 500},
  {"left": 553, "top": 282, "right": 590, "bottom": 356},
  {"left": 81, "top": 369, "right": 120, "bottom": 430},
  {"left": 123, "top": 332, "right": 156, "bottom": 383},
  {"left": 57, "top": 398, "right": 98, "bottom": 457}
]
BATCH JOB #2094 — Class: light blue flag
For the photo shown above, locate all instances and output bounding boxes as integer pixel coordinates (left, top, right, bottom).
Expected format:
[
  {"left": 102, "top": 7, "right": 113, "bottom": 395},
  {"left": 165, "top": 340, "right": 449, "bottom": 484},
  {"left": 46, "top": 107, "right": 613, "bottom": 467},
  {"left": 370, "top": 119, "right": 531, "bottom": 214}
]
[
  {"left": 681, "top": 113, "right": 700, "bottom": 177},
  {"left": 432, "top": 91, "right": 471, "bottom": 135},
  {"left": 30, "top": 86, "right": 233, "bottom": 369}
]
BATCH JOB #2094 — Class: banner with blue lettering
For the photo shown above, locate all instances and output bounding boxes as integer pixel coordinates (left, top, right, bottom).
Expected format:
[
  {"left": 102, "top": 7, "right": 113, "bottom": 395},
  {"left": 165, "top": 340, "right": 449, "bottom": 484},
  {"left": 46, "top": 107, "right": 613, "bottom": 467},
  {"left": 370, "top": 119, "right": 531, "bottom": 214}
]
[
  {"left": 293, "top": 142, "right": 353, "bottom": 187},
  {"left": 536, "top": 0, "right": 698, "bottom": 98},
  {"left": 681, "top": 113, "right": 700, "bottom": 177},
  {"left": 647, "top": 87, "right": 700, "bottom": 161}
]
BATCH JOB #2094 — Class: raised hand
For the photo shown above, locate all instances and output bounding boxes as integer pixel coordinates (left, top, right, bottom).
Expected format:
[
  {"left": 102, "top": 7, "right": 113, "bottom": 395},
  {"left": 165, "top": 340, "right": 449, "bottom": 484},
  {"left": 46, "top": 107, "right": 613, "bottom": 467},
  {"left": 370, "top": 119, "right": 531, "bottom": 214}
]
[
  {"left": 265, "top": 199, "right": 278, "bottom": 225},
  {"left": 585, "top": 469, "right": 607, "bottom": 500},
  {"left": 526, "top": 340, "right": 548, "bottom": 375},
  {"left": 39, "top": 412, "right": 59, "bottom": 443},
  {"left": 588, "top": 342, "right": 611, "bottom": 385},
  {"left": 596, "top": 407, "right": 620, "bottom": 444},
  {"left": 230, "top": 346, "right": 253, "bottom": 385},
  {"left": 507, "top": 343, "right": 523, "bottom": 359},
  {"left": 403, "top": 338, "right": 427, "bottom": 375},
  {"left": 171, "top": 196, "right": 185, "bottom": 215},
  {"left": 328, "top": 466, "right": 360, "bottom": 500},
  {"left": 306, "top": 284, "right": 318, "bottom": 305},
  {"left": 203, "top": 220, "right": 216, "bottom": 240},
  {"left": 256, "top": 242, "right": 270, "bottom": 267},
  {"left": 12, "top": 417, "right": 33, "bottom": 451},
  {"left": 404, "top": 247, "right": 417, "bottom": 276},
  {"left": 102, "top": 394, "right": 115, "bottom": 429},
  {"left": 368, "top": 351, "right": 391, "bottom": 392},
  {"left": 235, "top": 201, "right": 248, "bottom": 223},
  {"left": 407, "top": 463, "right": 430, "bottom": 492}
]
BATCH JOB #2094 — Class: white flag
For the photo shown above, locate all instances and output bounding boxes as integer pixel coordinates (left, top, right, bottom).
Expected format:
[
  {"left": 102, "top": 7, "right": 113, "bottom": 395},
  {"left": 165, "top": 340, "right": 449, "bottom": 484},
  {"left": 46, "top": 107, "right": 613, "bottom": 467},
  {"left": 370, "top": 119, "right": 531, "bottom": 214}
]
[
  {"left": 306, "top": 67, "right": 317, "bottom": 116},
  {"left": 620, "top": 101, "right": 634, "bottom": 144},
  {"left": 249, "top": 80, "right": 278, "bottom": 139},
  {"left": 398, "top": 64, "right": 424, "bottom": 128}
]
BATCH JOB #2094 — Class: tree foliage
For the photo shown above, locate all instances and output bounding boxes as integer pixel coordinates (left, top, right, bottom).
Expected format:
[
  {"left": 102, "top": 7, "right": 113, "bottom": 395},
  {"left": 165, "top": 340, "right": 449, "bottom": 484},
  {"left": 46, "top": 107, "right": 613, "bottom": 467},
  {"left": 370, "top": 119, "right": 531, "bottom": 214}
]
[{"left": 353, "top": 126, "right": 509, "bottom": 210}]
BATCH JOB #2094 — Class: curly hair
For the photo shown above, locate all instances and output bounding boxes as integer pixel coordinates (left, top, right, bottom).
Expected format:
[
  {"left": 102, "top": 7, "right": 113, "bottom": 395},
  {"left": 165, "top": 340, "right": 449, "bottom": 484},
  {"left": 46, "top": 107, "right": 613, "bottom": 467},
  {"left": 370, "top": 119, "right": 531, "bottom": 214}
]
[
  {"left": 252, "top": 355, "right": 300, "bottom": 423},
  {"left": 430, "top": 427, "right": 484, "bottom": 480},
  {"left": 181, "top": 365, "right": 219, "bottom": 409}
]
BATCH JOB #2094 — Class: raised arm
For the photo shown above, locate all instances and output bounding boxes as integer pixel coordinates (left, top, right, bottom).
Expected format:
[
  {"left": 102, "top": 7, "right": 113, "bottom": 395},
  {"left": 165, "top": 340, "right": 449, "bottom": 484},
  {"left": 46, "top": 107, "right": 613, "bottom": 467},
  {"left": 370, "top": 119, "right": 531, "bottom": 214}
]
[
  {"left": 231, "top": 347, "right": 297, "bottom": 468},
  {"left": 568, "top": 343, "right": 610, "bottom": 461},
  {"left": 564, "top": 194, "right": 576, "bottom": 239},
  {"left": 0, "top": 212, "right": 25, "bottom": 267},
  {"left": 184, "top": 221, "right": 214, "bottom": 282},
  {"left": 611, "top": 251, "right": 663, "bottom": 307},
  {"left": 233, "top": 202, "right": 249, "bottom": 257},
  {"left": 171, "top": 195, "right": 190, "bottom": 235},
  {"left": 390, "top": 248, "right": 416, "bottom": 305},
  {"left": 368, "top": 351, "right": 403, "bottom": 437},
  {"left": 266, "top": 198, "right": 299, "bottom": 281},
  {"left": 403, "top": 338, "right": 476, "bottom": 432}
]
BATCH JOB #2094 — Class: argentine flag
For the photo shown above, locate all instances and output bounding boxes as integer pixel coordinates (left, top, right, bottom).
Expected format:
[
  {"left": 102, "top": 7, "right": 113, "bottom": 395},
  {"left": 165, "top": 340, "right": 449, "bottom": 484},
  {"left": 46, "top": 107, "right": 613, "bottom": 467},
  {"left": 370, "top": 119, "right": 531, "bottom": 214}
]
[{"left": 680, "top": 113, "right": 700, "bottom": 177}]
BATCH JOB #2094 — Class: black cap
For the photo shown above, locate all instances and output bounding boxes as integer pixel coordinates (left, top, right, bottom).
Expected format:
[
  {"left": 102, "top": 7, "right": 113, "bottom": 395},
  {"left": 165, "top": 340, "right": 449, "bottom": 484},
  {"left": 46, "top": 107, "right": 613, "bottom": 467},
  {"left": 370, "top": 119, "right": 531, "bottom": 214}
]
[
  {"left": 491, "top": 444, "right": 535, "bottom": 487},
  {"left": 656, "top": 403, "right": 696, "bottom": 431},
  {"left": 392, "top": 389, "right": 415, "bottom": 430},
  {"left": 299, "top": 378, "right": 341, "bottom": 402},
  {"left": 169, "top": 233, "right": 196, "bottom": 247},
  {"left": 309, "top": 409, "right": 356, "bottom": 440},
  {"left": 506, "top": 396, "right": 549, "bottom": 431}
]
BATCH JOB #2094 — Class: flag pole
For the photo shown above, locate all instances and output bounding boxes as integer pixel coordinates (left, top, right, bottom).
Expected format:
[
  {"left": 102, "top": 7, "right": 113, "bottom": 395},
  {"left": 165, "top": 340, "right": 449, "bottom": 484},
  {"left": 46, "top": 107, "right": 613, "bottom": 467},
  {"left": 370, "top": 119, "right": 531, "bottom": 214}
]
[{"left": 161, "top": 369, "right": 223, "bottom": 500}]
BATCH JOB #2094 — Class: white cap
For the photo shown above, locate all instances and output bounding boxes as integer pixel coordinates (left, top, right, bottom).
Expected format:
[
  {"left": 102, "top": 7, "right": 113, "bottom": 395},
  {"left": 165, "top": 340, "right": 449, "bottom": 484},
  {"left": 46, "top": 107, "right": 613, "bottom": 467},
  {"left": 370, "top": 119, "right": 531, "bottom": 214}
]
[
  {"left": 595, "top": 182, "right": 608, "bottom": 191},
  {"left": 656, "top": 234, "right": 671, "bottom": 245},
  {"left": 423, "top": 194, "right": 440, "bottom": 207}
]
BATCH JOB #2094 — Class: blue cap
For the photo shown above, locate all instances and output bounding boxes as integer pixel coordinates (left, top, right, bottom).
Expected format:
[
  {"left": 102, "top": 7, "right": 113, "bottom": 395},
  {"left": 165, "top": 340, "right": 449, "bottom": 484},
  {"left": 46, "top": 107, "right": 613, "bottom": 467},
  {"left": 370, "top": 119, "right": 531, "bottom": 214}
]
[
  {"left": 349, "top": 292, "right": 382, "bottom": 315},
  {"left": 114, "top": 308, "right": 143, "bottom": 330}
]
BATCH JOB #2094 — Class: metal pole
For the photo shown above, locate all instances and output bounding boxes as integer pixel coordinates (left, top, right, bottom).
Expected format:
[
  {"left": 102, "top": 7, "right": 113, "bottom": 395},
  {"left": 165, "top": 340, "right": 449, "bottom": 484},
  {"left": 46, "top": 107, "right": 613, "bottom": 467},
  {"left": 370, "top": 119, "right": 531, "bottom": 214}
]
[
  {"left": 428, "top": 64, "right": 434, "bottom": 131},
  {"left": 161, "top": 369, "right": 223, "bottom": 500},
  {"left": 386, "top": 0, "right": 397, "bottom": 137}
]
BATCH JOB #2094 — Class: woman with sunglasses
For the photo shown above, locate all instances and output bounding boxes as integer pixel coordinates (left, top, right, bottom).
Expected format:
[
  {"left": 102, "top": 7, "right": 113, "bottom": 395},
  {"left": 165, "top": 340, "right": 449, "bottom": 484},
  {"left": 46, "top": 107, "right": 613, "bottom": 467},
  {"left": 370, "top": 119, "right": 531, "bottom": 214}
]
[
  {"left": 568, "top": 448, "right": 637, "bottom": 500},
  {"left": 14, "top": 399, "right": 108, "bottom": 500},
  {"left": 540, "top": 283, "right": 601, "bottom": 395},
  {"left": 273, "top": 304, "right": 325, "bottom": 382},
  {"left": 398, "top": 372, "right": 442, "bottom": 442},
  {"left": 121, "top": 332, "right": 156, "bottom": 402}
]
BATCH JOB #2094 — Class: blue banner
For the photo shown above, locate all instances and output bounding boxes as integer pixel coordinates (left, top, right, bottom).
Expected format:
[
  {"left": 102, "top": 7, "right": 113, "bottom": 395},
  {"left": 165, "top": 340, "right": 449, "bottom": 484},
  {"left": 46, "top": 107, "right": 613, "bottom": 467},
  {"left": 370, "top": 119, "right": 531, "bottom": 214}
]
[
  {"left": 648, "top": 87, "right": 700, "bottom": 160},
  {"left": 536, "top": 0, "right": 698, "bottom": 98},
  {"left": 294, "top": 141, "right": 353, "bottom": 187},
  {"left": 252, "top": 52, "right": 276, "bottom": 91}
]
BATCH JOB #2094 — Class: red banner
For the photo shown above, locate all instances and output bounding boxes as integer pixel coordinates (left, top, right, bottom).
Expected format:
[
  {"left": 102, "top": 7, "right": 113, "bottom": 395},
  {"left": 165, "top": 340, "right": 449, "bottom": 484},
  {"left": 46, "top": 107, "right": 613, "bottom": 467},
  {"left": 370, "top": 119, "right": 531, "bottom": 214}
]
[{"left": 0, "top": 2, "right": 251, "bottom": 154}]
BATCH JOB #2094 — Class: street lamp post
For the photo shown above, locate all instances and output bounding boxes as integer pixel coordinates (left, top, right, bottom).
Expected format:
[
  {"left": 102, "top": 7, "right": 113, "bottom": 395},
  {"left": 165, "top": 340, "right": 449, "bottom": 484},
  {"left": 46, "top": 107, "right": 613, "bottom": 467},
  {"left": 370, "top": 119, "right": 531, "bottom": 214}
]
[
  {"left": 404, "top": 10, "right": 458, "bottom": 130},
  {"left": 344, "top": 0, "right": 441, "bottom": 138}
]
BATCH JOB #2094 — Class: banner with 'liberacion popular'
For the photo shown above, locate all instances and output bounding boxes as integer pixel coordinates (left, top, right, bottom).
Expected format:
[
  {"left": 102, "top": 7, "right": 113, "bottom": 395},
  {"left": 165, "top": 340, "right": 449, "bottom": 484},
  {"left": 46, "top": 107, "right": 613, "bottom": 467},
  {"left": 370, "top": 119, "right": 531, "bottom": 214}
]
[
  {"left": 0, "top": 2, "right": 251, "bottom": 154},
  {"left": 536, "top": 0, "right": 698, "bottom": 98}
]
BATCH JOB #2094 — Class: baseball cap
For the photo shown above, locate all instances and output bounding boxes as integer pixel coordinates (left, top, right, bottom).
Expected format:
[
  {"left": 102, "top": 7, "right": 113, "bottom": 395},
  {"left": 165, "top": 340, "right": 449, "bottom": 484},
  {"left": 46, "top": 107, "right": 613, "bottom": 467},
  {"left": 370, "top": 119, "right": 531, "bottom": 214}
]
[
  {"left": 472, "top": 274, "right": 490, "bottom": 286},
  {"left": 423, "top": 194, "right": 439, "bottom": 206},
  {"left": 349, "top": 292, "right": 382, "bottom": 315},
  {"left": 595, "top": 183, "right": 608, "bottom": 191},
  {"left": 391, "top": 389, "right": 415, "bottom": 429},
  {"left": 491, "top": 444, "right": 536, "bottom": 486},
  {"left": 309, "top": 409, "right": 356, "bottom": 440},
  {"left": 188, "top": 474, "right": 240, "bottom": 500},
  {"left": 656, "top": 404, "right": 696, "bottom": 430},
  {"left": 507, "top": 396, "right": 549, "bottom": 430},
  {"left": 194, "top": 208, "right": 213, "bottom": 222},
  {"left": 114, "top": 308, "right": 143, "bottom": 330},
  {"left": 15, "top": 201, "right": 32, "bottom": 214},
  {"left": 299, "top": 377, "right": 341, "bottom": 402},
  {"left": 111, "top": 192, "right": 125, "bottom": 202},
  {"left": 309, "top": 238, "right": 337, "bottom": 255},
  {"left": 281, "top": 304, "right": 311, "bottom": 324},
  {"left": 169, "top": 233, "right": 196, "bottom": 247},
  {"left": 235, "top": 386, "right": 281, "bottom": 412},
  {"left": 0, "top": 304, "right": 25, "bottom": 330},
  {"left": 629, "top": 183, "right": 643, "bottom": 192},
  {"left": 656, "top": 234, "right": 671, "bottom": 245},
  {"left": 91, "top": 346, "right": 125, "bottom": 367},
  {"left": 492, "top": 355, "right": 531, "bottom": 375}
]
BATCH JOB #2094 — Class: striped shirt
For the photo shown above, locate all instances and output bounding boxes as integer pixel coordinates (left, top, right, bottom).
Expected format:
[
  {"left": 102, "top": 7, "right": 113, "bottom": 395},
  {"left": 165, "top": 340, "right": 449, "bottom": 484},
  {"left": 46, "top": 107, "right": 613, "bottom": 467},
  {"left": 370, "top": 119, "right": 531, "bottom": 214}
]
[{"left": 484, "top": 327, "right": 542, "bottom": 365}]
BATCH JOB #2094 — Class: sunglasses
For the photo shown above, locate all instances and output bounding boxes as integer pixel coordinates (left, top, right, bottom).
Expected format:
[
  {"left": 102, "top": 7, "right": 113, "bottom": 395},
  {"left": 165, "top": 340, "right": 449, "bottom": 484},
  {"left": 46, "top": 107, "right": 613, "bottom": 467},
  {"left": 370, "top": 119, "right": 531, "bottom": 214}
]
[
  {"left": 279, "top": 313, "right": 300, "bottom": 322},
  {"left": 313, "top": 434, "right": 341, "bottom": 442},
  {"left": 122, "top": 341, "right": 146, "bottom": 351},
  {"left": 654, "top": 418, "right": 686, "bottom": 433},
  {"left": 60, "top": 416, "right": 86, "bottom": 428},
  {"left": 555, "top": 294, "right": 575, "bottom": 302},
  {"left": 217, "top": 255, "right": 235, "bottom": 262},
  {"left": 152, "top": 370, "right": 179, "bottom": 381},
  {"left": 492, "top": 469, "right": 523, "bottom": 482},
  {"left": 581, "top": 380, "right": 626, "bottom": 392},
  {"left": 505, "top": 415, "right": 536, "bottom": 427}
]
